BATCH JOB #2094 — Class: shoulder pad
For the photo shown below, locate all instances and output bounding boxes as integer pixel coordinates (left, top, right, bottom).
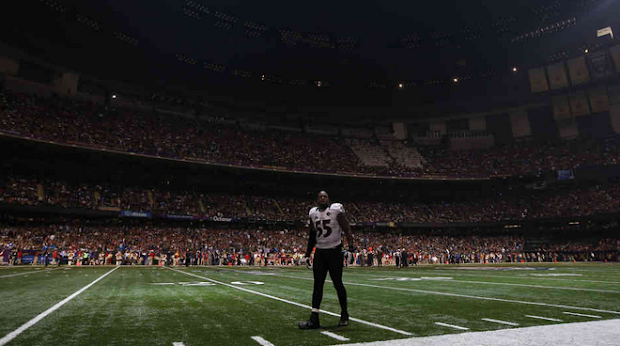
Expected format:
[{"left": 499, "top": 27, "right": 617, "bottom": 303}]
[
  {"left": 330, "top": 203, "right": 345, "bottom": 214},
  {"left": 308, "top": 207, "right": 318, "bottom": 217}
]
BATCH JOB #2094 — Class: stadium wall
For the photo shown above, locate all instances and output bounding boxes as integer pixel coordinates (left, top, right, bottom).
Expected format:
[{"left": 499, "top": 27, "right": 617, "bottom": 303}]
[
  {"left": 485, "top": 113, "right": 512, "bottom": 145},
  {"left": 0, "top": 54, "right": 18, "bottom": 76},
  {"left": 576, "top": 111, "right": 614, "bottom": 139},
  {"left": 528, "top": 106, "right": 559, "bottom": 140},
  {"left": 5, "top": 76, "right": 55, "bottom": 97},
  {"left": 449, "top": 134, "right": 494, "bottom": 150},
  {"left": 429, "top": 121, "right": 447, "bottom": 135},
  {"left": 468, "top": 117, "right": 486, "bottom": 131},
  {"left": 509, "top": 109, "right": 532, "bottom": 138},
  {"left": 610, "top": 104, "right": 620, "bottom": 134},
  {"left": 558, "top": 119, "right": 579, "bottom": 139},
  {"left": 392, "top": 122, "right": 407, "bottom": 140},
  {"left": 52, "top": 72, "right": 79, "bottom": 96}
]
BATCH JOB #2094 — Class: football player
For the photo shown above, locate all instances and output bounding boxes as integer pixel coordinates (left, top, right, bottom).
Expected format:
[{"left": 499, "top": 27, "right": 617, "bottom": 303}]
[{"left": 299, "top": 191, "right": 354, "bottom": 330}]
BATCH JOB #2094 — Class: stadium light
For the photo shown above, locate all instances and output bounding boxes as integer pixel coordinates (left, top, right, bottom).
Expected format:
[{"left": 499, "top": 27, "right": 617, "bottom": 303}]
[
  {"left": 512, "top": 66, "right": 518, "bottom": 72},
  {"left": 452, "top": 77, "right": 459, "bottom": 83},
  {"left": 584, "top": 49, "right": 589, "bottom": 53},
  {"left": 112, "top": 94, "right": 117, "bottom": 99},
  {"left": 398, "top": 83, "right": 404, "bottom": 89}
]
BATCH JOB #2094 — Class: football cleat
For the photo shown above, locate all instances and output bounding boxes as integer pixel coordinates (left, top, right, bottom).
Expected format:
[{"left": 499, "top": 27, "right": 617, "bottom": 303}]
[
  {"left": 339, "top": 313, "right": 349, "bottom": 327},
  {"left": 298, "top": 319, "right": 320, "bottom": 330}
]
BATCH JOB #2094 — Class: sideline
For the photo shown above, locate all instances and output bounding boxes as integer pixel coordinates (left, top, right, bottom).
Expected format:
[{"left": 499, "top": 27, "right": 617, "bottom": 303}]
[
  {"left": 327, "top": 319, "right": 620, "bottom": 346},
  {"left": 0, "top": 268, "right": 60, "bottom": 279}
]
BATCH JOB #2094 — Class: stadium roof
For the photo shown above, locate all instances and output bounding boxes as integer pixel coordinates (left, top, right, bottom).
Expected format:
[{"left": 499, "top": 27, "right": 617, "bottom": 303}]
[{"left": 1, "top": 0, "right": 619, "bottom": 108}]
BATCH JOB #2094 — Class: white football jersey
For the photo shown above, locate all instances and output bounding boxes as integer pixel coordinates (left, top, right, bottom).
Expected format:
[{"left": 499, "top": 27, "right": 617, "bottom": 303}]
[{"left": 308, "top": 203, "right": 345, "bottom": 249}]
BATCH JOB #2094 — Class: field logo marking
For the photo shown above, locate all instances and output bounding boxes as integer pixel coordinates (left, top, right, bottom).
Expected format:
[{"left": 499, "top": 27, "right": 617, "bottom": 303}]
[
  {"left": 166, "top": 267, "right": 413, "bottom": 336},
  {"left": 0, "top": 266, "right": 119, "bottom": 346}
]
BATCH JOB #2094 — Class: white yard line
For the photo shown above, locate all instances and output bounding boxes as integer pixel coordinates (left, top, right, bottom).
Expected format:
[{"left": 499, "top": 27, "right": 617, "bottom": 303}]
[
  {"left": 442, "top": 272, "right": 620, "bottom": 285},
  {"left": 338, "top": 270, "right": 620, "bottom": 288},
  {"left": 434, "top": 322, "right": 469, "bottom": 330},
  {"left": 0, "top": 266, "right": 119, "bottom": 346},
  {"left": 481, "top": 318, "right": 519, "bottom": 326},
  {"left": 172, "top": 343, "right": 185, "bottom": 346},
  {"left": 524, "top": 315, "right": 562, "bottom": 322},
  {"left": 166, "top": 267, "right": 413, "bottom": 336},
  {"left": 0, "top": 268, "right": 60, "bottom": 279},
  {"left": 563, "top": 312, "right": 602, "bottom": 319},
  {"left": 266, "top": 273, "right": 620, "bottom": 315},
  {"left": 340, "top": 269, "right": 620, "bottom": 285},
  {"left": 427, "top": 278, "right": 620, "bottom": 294},
  {"left": 251, "top": 336, "right": 276, "bottom": 346},
  {"left": 533, "top": 278, "right": 620, "bottom": 285},
  {"left": 326, "top": 319, "right": 620, "bottom": 346},
  {"left": 321, "top": 331, "right": 350, "bottom": 341}
]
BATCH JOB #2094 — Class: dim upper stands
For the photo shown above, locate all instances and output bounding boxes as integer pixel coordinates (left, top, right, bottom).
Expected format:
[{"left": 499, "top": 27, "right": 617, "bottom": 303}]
[
  {"left": 2, "top": 89, "right": 620, "bottom": 178},
  {"left": 418, "top": 137, "right": 620, "bottom": 176}
]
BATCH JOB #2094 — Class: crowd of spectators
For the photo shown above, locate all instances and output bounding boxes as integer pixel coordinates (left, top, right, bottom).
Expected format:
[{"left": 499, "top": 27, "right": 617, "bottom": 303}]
[
  {"left": 0, "top": 220, "right": 617, "bottom": 266},
  {"left": 0, "top": 90, "right": 366, "bottom": 174},
  {"left": 548, "top": 237, "right": 620, "bottom": 252},
  {"left": 419, "top": 136, "right": 620, "bottom": 176},
  {"left": 3, "top": 89, "right": 620, "bottom": 178},
  {"left": 0, "top": 177, "right": 287, "bottom": 218},
  {"left": 351, "top": 184, "right": 620, "bottom": 223},
  {"left": 1, "top": 176, "right": 618, "bottom": 223}
]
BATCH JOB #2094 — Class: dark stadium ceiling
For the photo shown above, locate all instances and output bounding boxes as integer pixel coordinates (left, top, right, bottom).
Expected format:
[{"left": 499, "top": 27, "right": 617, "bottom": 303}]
[{"left": 1, "top": 0, "right": 619, "bottom": 107}]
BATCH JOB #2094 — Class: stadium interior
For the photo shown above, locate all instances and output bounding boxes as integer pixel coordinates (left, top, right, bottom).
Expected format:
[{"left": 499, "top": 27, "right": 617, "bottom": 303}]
[{"left": 0, "top": 0, "right": 619, "bottom": 345}]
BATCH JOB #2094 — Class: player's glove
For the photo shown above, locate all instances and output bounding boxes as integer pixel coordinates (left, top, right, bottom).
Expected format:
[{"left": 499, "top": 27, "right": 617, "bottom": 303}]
[{"left": 305, "top": 256, "right": 312, "bottom": 269}]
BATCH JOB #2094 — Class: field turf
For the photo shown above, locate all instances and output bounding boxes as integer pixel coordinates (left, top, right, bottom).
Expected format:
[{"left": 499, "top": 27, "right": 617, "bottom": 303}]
[{"left": 0, "top": 263, "right": 618, "bottom": 346}]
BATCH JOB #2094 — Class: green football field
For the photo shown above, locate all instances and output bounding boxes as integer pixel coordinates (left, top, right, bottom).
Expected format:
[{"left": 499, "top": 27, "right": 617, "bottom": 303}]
[{"left": 0, "top": 263, "right": 619, "bottom": 346}]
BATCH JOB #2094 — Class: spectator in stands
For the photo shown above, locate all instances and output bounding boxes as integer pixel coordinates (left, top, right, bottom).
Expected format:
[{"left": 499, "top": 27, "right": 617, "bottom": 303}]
[{"left": 5, "top": 88, "right": 620, "bottom": 178}]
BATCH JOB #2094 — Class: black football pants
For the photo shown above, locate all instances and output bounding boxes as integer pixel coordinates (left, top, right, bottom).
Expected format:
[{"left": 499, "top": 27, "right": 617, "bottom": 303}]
[{"left": 312, "top": 246, "right": 347, "bottom": 313}]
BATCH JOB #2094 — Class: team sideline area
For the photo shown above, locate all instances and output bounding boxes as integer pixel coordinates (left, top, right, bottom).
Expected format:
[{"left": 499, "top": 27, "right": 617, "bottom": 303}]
[{"left": 0, "top": 263, "right": 618, "bottom": 346}]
